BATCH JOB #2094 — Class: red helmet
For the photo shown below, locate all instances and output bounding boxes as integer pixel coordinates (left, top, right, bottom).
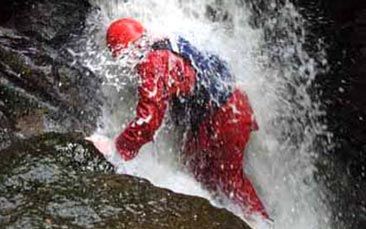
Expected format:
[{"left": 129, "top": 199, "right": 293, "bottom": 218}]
[{"left": 106, "top": 18, "right": 145, "bottom": 57}]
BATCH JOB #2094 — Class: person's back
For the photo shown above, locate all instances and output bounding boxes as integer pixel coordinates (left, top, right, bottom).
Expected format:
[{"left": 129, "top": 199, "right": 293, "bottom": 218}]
[{"left": 151, "top": 37, "right": 235, "bottom": 131}]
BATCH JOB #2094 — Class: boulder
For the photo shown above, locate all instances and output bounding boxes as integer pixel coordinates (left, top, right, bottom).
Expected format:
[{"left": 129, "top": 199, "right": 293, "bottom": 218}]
[{"left": 0, "top": 133, "right": 250, "bottom": 229}]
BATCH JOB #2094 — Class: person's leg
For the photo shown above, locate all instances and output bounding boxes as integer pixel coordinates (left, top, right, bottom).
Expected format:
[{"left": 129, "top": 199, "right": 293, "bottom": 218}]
[
  {"left": 184, "top": 89, "right": 268, "bottom": 218},
  {"left": 182, "top": 128, "right": 218, "bottom": 191},
  {"left": 216, "top": 150, "right": 269, "bottom": 219}
]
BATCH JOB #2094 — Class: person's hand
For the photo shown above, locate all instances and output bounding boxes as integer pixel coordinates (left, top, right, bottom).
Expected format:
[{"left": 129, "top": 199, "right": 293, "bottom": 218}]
[
  {"left": 85, "top": 134, "right": 114, "bottom": 157},
  {"left": 86, "top": 134, "right": 127, "bottom": 173}
]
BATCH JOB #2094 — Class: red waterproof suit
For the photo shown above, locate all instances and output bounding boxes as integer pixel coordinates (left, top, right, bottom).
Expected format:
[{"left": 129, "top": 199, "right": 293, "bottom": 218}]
[{"left": 115, "top": 49, "right": 268, "bottom": 218}]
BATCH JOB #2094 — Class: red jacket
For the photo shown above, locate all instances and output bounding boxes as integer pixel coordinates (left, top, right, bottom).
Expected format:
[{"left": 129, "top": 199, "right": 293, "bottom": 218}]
[{"left": 115, "top": 50, "right": 196, "bottom": 160}]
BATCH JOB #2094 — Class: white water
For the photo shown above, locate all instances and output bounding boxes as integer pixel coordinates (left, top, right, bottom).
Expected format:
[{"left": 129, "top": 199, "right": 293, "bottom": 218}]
[{"left": 74, "top": 0, "right": 332, "bottom": 228}]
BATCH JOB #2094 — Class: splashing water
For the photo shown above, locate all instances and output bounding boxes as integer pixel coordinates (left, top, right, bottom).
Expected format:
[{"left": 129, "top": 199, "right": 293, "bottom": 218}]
[{"left": 73, "top": 0, "right": 332, "bottom": 228}]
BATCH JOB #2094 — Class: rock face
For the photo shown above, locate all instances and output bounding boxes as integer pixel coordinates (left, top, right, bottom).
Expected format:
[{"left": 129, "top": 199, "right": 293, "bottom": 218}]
[
  {"left": 0, "top": 0, "right": 103, "bottom": 150},
  {"left": 0, "top": 133, "right": 250, "bottom": 229},
  {"left": 239, "top": 0, "right": 366, "bottom": 228},
  {"left": 286, "top": 1, "right": 366, "bottom": 229}
]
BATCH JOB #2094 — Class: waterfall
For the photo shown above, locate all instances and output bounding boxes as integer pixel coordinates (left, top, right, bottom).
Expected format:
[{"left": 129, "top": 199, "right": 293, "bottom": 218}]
[{"left": 73, "top": 0, "right": 332, "bottom": 228}]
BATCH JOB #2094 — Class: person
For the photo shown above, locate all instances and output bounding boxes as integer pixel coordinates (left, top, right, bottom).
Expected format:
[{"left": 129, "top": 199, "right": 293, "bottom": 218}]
[{"left": 105, "top": 18, "right": 269, "bottom": 219}]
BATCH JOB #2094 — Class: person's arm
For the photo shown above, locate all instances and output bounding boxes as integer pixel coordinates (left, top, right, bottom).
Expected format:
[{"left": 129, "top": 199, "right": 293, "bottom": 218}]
[{"left": 115, "top": 52, "right": 168, "bottom": 161}]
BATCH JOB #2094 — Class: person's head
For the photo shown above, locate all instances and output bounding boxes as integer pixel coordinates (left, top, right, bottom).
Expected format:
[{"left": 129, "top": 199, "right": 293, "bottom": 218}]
[{"left": 106, "top": 18, "right": 145, "bottom": 57}]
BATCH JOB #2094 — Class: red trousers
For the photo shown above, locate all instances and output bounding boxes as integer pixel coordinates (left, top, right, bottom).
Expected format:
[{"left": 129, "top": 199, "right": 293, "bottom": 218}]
[{"left": 183, "top": 89, "right": 269, "bottom": 219}]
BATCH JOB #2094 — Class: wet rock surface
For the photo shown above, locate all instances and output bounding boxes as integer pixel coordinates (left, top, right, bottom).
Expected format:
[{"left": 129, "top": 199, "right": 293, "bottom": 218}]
[
  {"left": 0, "top": 0, "right": 103, "bottom": 150},
  {"left": 0, "top": 133, "right": 250, "bottom": 229},
  {"left": 292, "top": 1, "right": 366, "bottom": 228},
  {"left": 251, "top": 0, "right": 366, "bottom": 228},
  {"left": 239, "top": 0, "right": 366, "bottom": 228}
]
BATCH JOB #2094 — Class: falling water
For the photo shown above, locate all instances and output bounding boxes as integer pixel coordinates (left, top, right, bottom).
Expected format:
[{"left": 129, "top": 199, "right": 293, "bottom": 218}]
[{"left": 72, "top": 0, "right": 332, "bottom": 228}]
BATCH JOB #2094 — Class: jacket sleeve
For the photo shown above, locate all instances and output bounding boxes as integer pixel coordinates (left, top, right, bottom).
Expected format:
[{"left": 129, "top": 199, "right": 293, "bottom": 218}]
[{"left": 115, "top": 52, "right": 168, "bottom": 161}]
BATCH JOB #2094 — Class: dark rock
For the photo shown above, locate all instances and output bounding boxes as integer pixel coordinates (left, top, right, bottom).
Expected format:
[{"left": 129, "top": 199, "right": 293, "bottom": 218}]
[
  {"left": 1, "top": 0, "right": 92, "bottom": 48},
  {"left": 289, "top": 0, "right": 366, "bottom": 228},
  {"left": 0, "top": 133, "right": 250, "bottom": 229},
  {"left": 0, "top": 0, "right": 103, "bottom": 150},
  {"left": 205, "top": 3, "right": 232, "bottom": 24},
  {"left": 240, "top": 0, "right": 366, "bottom": 228}
]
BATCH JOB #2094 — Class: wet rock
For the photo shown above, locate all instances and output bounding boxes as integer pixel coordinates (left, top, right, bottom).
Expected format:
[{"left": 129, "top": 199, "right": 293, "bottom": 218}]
[
  {"left": 1, "top": 0, "right": 92, "bottom": 47},
  {"left": 0, "top": 133, "right": 250, "bottom": 229},
  {"left": 288, "top": 0, "right": 366, "bottom": 228},
  {"left": 0, "top": 0, "right": 103, "bottom": 150},
  {"left": 205, "top": 2, "right": 232, "bottom": 24},
  {"left": 239, "top": 0, "right": 366, "bottom": 228}
]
